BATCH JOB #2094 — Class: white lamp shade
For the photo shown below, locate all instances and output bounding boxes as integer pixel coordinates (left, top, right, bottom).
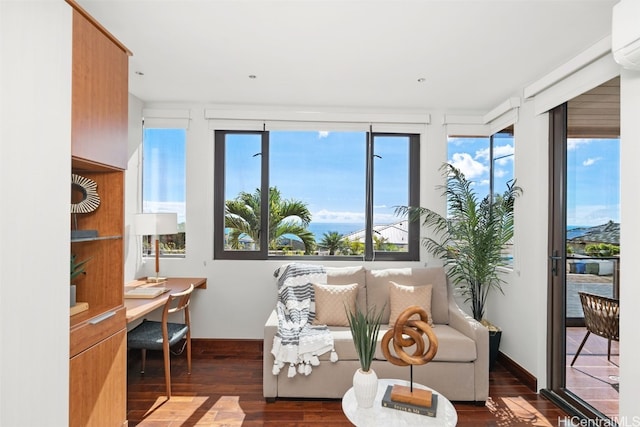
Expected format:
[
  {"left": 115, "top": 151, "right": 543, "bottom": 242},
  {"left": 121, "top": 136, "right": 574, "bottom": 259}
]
[{"left": 134, "top": 213, "right": 178, "bottom": 236}]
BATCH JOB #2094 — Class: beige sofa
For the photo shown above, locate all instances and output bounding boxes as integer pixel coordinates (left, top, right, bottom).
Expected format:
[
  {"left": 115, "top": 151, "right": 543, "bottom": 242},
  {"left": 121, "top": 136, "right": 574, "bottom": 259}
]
[{"left": 263, "top": 266, "right": 489, "bottom": 403}]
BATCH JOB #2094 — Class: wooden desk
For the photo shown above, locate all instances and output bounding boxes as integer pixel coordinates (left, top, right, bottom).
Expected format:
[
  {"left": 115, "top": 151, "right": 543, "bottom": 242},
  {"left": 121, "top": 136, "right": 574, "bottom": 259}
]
[{"left": 124, "top": 277, "right": 207, "bottom": 323}]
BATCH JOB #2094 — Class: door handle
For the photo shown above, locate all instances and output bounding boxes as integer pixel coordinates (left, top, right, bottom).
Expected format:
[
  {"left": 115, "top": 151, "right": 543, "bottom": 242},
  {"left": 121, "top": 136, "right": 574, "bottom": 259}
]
[
  {"left": 89, "top": 310, "right": 116, "bottom": 325},
  {"left": 550, "top": 250, "right": 562, "bottom": 276}
]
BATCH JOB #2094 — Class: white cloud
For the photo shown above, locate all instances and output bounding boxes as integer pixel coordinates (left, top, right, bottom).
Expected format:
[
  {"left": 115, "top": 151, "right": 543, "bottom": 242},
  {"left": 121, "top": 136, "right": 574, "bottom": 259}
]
[
  {"left": 583, "top": 157, "right": 601, "bottom": 167},
  {"left": 450, "top": 152, "right": 487, "bottom": 179},
  {"left": 567, "top": 138, "right": 590, "bottom": 151},
  {"left": 567, "top": 204, "right": 620, "bottom": 226},
  {"left": 312, "top": 209, "right": 365, "bottom": 223},
  {"left": 474, "top": 144, "right": 514, "bottom": 165},
  {"left": 475, "top": 147, "right": 490, "bottom": 162},
  {"left": 494, "top": 168, "right": 507, "bottom": 178},
  {"left": 493, "top": 144, "right": 514, "bottom": 165},
  {"left": 318, "top": 131, "right": 329, "bottom": 139}
]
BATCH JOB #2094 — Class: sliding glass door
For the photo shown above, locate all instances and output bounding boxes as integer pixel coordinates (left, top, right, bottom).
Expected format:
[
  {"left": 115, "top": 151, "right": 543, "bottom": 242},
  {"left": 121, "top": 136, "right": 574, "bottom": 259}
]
[{"left": 544, "top": 78, "right": 620, "bottom": 422}]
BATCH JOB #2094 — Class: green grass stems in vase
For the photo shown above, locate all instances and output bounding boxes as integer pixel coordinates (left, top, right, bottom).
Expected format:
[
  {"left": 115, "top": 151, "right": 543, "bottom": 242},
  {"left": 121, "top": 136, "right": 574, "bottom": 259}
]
[{"left": 346, "top": 305, "right": 385, "bottom": 372}]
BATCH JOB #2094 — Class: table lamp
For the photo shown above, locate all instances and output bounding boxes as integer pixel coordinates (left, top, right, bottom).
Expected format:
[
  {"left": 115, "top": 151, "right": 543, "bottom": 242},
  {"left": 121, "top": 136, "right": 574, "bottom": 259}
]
[{"left": 134, "top": 212, "right": 178, "bottom": 283}]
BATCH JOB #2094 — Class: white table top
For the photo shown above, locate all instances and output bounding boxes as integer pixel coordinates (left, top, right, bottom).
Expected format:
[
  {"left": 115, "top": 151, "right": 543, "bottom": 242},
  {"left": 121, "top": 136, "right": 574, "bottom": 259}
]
[{"left": 342, "top": 378, "right": 458, "bottom": 427}]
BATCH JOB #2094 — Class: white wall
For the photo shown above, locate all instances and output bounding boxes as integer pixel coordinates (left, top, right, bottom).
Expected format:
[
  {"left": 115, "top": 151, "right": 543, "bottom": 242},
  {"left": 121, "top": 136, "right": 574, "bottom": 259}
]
[
  {"left": 124, "top": 94, "right": 144, "bottom": 282},
  {"left": 0, "top": 2, "right": 72, "bottom": 425},
  {"left": 487, "top": 99, "right": 550, "bottom": 386},
  {"left": 618, "top": 68, "right": 640, "bottom": 422},
  {"left": 127, "top": 104, "right": 445, "bottom": 338}
]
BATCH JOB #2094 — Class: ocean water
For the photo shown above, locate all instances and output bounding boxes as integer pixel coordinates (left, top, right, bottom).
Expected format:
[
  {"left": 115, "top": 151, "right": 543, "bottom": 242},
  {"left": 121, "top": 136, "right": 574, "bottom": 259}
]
[
  {"left": 307, "top": 222, "right": 364, "bottom": 240},
  {"left": 292, "top": 223, "right": 598, "bottom": 242}
]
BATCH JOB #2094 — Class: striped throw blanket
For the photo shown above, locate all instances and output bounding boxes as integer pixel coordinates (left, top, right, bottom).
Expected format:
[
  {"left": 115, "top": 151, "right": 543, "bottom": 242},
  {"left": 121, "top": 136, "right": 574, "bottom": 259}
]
[{"left": 271, "top": 263, "right": 338, "bottom": 377}]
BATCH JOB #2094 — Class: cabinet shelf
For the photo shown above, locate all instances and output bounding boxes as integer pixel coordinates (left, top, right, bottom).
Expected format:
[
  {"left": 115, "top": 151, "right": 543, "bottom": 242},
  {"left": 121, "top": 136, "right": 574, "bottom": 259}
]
[{"left": 71, "top": 235, "right": 122, "bottom": 243}]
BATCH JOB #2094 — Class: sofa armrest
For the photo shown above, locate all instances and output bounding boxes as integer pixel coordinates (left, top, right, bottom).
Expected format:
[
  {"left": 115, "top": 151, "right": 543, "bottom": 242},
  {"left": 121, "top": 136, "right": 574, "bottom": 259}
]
[
  {"left": 447, "top": 298, "right": 489, "bottom": 402},
  {"left": 263, "top": 310, "right": 278, "bottom": 399}
]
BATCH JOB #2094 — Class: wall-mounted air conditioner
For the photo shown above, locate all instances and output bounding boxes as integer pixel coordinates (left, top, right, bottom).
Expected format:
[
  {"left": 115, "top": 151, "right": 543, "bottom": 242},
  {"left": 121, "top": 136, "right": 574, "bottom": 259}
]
[{"left": 612, "top": 0, "right": 640, "bottom": 70}]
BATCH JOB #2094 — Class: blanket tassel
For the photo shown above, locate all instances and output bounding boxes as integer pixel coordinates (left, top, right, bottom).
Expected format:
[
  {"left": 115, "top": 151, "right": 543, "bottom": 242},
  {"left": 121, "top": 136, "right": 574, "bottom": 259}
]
[
  {"left": 287, "top": 363, "right": 296, "bottom": 378},
  {"left": 330, "top": 349, "right": 339, "bottom": 363},
  {"left": 272, "top": 361, "right": 284, "bottom": 375},
  {"left": 310, "top": 355, "right": 320, "bottom": 366}
]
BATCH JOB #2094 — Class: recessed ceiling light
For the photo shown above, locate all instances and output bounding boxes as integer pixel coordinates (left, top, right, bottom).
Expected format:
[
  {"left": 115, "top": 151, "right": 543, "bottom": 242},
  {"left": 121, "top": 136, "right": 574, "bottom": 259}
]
[{"left": 417, "top": 77, "right": 426, "bottom": 83}]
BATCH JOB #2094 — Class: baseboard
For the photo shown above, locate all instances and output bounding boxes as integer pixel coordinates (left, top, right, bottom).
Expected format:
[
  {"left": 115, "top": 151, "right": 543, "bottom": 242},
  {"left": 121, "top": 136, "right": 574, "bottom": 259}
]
[
  {"left": 497, "top": 351, "right": 537, "bottom": 392},
  {"left": 191, "top": 338, "right": 263, "bottom": 359},
  {"left": 153, "top": 339, "right": 540, "bottom": 393}
]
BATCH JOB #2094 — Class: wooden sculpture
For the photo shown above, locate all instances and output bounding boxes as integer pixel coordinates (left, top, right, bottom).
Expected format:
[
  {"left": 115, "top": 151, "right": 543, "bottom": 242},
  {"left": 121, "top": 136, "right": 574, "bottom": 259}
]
[{"left": 381, "top": 305, "right": 438, "bottom": 407}]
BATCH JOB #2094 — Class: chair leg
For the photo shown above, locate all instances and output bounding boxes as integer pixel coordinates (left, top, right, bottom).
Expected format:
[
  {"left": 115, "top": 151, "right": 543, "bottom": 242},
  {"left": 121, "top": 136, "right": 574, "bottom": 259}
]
[
  {"left": 140, "top": 348, "right": 147, "bottom": 374},
  {"left": 570, "top": 331, "right": 591, "bottom": 366},
  {"left": 163, "top": 341, "right": 172, "bottom": 398},
  {"left": 186, "top": 334, "right": 192, "bottom": 375},
  {"left": 607, "top": 339, "right": 612, "bottom": 362}
]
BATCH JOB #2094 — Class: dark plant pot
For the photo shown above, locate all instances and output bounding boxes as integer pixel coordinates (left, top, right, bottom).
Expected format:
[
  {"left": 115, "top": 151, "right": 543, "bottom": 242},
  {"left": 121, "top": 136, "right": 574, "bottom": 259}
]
[
  {"left": 489, "top": 329, "right": 502, "bottom": 371},
  {"left": 70, "top": 284, "right": 77, "bottom": 307}
]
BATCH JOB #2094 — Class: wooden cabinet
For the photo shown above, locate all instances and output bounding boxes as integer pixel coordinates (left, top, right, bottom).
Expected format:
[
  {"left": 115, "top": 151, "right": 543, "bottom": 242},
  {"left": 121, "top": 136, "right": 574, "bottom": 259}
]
[
  {"left": 71, "top": 4, "right": 129, "bottom": 170},
  {"left": 70, "top": 329, "right": 127, "bottom": 427},
  {"left": 67, "top": 1, "right": 131, "bottom": 426}
]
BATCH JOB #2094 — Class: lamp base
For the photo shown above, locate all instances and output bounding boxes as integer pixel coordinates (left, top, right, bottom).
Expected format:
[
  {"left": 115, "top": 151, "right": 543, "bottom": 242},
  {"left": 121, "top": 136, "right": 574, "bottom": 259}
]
[{"left": 146, "top": 276, "right": 167, "bottom": 284}]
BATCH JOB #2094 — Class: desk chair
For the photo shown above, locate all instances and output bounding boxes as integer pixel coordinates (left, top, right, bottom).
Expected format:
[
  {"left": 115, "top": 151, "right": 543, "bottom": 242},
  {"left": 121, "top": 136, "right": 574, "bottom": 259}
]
[
  {"left": 570, "top": 292, "right": 620, "bottom": 367},
  {"left": 127, "top": 284, "right": 195, "bottom": 398}
]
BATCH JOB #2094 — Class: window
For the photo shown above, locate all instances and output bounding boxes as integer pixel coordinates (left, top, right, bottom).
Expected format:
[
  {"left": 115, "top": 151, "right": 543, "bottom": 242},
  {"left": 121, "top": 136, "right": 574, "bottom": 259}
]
[
  {"left": 447, "top": 126, "right": 515, "bottom": 261},
  {"left": 447, "top": 127, "right": 514, "bottom": 202},
  {"left": 142, "top": 128, "right": 186, "bottom": 257},
  {"left": 214, "top": 129, "right": 420, "bottom": 260}
]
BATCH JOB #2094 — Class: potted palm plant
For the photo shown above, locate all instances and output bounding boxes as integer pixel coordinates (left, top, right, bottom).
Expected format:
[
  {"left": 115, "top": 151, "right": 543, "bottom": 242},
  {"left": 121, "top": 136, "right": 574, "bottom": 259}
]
[
  {"left": 396, "top": 163, "right": 522, "bottom": 369},
  {"left": 346, "top": 304, "right": 385, "bottom": 408}
]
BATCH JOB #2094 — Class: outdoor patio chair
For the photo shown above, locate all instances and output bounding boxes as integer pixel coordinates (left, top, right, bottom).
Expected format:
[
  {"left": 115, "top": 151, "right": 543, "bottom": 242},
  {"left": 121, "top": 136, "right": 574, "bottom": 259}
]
[{"left": 570, "top": 292, "right": 619, "bottom": 366}]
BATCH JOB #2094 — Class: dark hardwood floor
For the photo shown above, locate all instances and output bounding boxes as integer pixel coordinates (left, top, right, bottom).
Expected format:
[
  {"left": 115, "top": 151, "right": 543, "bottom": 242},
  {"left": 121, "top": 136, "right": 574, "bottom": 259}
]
[{"left": 127, "top": 340, "right": 568, "bottom": 426}]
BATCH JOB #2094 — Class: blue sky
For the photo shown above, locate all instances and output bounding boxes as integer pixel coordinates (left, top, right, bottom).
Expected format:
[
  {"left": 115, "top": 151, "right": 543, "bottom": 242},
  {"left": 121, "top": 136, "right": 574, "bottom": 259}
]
[
  {"left": 448, "top": 135, "right": 620, "bottom": 227},
  {"left": 144, "top": 129, "right": 620, "bottom": 229},
  {"left": 225, "top": 131, "right": 409, "bottom": 226},
  {"left": 566, "top": 138, "right": 620, "bottom": 226},
  {"left": 142, "top": 128, "right": 187, "bottom": 223}
]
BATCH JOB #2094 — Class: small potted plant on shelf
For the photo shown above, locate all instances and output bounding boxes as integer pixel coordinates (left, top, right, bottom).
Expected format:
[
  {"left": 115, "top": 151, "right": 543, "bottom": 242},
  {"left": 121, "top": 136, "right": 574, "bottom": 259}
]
[
  {"left": 70, "top": 253, "right": 91, "bottom": 307},
  {"left": 346, "top": 304, "right": 385, "bottom": 408},
  {"left": 395, "top": 163, "right": 522, "bottom": 370}
]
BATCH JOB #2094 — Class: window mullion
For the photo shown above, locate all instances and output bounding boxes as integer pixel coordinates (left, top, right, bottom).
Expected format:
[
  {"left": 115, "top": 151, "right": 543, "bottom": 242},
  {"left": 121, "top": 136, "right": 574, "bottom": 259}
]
[
  {"left": 489, "top": 133, "right": 495, "bottom": 200},
  {"left": 365, "top": 131, "right": 374, "bottom": 261},
  {"left": 260, "top": 131, "right": 270, "bottom": 258}
]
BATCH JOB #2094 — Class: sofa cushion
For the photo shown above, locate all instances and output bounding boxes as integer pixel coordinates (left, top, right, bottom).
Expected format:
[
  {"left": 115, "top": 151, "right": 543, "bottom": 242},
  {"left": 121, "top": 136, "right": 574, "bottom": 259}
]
[
  {"left": 375, "top": 324, "right": 477, "bottom": 363},
  {"left": 321, "top": 324, "right": 477, "bottom": 363},
  {"left": 322, "top": 327, "right": 359, "bottom": 361},
  {"left": 312, "top": 283, "right": 358, "bottom": 327},
  {"left": 366, "top": 268, "right": 449, "bottom": 324},
  {"left": 388, "top": 281, "right": 433, "bottom": 326},
  {"left": 326, "top": 265, "right": 367, "bottom": 312}
]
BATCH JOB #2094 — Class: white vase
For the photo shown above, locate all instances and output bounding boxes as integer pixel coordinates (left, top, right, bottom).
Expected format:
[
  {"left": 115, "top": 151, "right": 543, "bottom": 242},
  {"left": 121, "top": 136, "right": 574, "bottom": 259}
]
[
  {"left": 70, "top": 284, "right": 77, "bottom": 307},
  {"left": 352, "top": 368, "right": 378, "bottom": 408}
]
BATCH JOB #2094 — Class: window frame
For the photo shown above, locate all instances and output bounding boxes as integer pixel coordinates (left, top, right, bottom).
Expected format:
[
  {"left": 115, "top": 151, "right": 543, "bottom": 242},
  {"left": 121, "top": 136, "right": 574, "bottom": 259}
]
[{"left": 214, "top": 129, "right": 420, "bottom": 261}]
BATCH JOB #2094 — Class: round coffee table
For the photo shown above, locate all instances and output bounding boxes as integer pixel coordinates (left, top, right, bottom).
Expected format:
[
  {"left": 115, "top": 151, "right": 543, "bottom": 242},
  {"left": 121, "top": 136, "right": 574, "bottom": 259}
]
[{"left": 342, "top": 378, "right": 457, "bottom": 426}]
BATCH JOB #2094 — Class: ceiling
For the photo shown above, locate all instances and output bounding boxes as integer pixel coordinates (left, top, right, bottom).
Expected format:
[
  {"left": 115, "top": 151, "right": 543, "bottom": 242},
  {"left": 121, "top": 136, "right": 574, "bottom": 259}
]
[{"left": 78, "top": 0, "right": 618, "bottom": 114}]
